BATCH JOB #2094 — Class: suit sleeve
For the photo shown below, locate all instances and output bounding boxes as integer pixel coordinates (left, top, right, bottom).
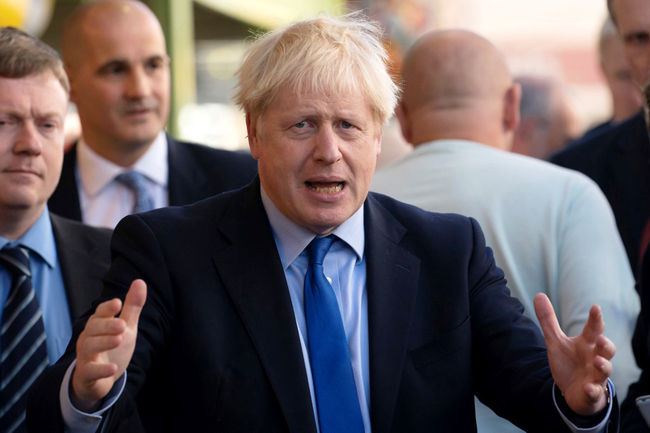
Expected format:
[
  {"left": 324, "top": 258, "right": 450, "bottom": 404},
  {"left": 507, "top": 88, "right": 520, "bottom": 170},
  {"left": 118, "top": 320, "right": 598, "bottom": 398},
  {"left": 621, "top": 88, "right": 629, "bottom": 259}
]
[
  {"left": 465, "top": 217, "right": 618, "bottom": 432},
  {"left": 622, "top": 250, "right": 650, "bottom": 432},
  {"left": 27, "top": 214, "right": 175, "bottom": 433}
]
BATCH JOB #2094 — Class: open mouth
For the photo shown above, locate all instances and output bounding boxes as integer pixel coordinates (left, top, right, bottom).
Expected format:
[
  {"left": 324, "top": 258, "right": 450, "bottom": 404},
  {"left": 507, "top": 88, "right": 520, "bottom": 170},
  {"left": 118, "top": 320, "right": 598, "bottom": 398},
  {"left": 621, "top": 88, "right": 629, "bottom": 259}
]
[{"left": 306, "top": 181, "right": 343, "bottom": 193}]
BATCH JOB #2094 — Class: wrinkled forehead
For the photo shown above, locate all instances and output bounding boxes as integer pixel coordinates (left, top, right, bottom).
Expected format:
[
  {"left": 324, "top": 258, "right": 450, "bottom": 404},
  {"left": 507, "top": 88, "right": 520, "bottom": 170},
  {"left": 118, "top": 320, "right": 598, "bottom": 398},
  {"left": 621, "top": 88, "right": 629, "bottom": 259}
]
[{"left": 262, "top": 73, "right": 382, "bottom": 126}]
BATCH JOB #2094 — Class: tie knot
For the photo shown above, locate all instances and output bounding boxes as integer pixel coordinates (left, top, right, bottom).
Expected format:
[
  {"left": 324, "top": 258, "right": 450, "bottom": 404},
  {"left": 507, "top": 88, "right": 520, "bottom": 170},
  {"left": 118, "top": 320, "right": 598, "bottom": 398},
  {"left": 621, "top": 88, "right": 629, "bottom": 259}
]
[
  {"left": 115, "top": 171, "right": 154, "bottom": 213},
  {"left": 309, "top": 235, "right": 336, "bottom": 265},
  {"left": 116, "top": 171, "right": 149, "bottom": 191},
  {"left": 0, "top": 246, "right": 31, "bottom": 278}
]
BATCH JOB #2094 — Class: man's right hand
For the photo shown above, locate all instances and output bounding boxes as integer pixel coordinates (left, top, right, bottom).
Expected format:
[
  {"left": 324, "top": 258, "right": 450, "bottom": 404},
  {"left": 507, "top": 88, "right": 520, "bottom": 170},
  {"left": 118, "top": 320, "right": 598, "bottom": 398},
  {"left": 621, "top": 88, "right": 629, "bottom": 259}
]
[{"left": 71, "top": 279, "right": 147, "bottom": 412}]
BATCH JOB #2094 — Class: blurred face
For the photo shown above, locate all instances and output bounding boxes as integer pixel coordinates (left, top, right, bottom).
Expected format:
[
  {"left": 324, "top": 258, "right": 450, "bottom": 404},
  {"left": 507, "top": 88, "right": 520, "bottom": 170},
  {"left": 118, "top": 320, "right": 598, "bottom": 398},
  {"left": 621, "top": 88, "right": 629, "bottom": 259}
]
[
  {"left": 601, "top": 34, "right": 643, "bottom": 120},
  {"left": 613, "top": 0, "right": 650, "bottom": 92},
  {"left": 248, "top": 87, "right": 381, "bottom": 235},
  {"left": 68, "top": 11, "right": 170, "bottom": 157},
  {"left": 0, "top": 72, "right": 67, "bottom": 221}
]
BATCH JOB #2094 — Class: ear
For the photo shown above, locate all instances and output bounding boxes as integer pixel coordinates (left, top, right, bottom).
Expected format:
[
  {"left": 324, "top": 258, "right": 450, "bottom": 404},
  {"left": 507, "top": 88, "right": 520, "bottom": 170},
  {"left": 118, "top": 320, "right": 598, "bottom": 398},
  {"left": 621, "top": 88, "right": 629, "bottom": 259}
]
[
  {"left": 503, "top": 83, "right": 521, "bottom": 134},
  {"left": 374, "top": 133, "right": 382, "bottom": 157},
  {"left": 246, "top": 112, "right": 260, "bottom": 159},
  {"left": 395, "top": 101, "right": 412, "bottom": 143}
]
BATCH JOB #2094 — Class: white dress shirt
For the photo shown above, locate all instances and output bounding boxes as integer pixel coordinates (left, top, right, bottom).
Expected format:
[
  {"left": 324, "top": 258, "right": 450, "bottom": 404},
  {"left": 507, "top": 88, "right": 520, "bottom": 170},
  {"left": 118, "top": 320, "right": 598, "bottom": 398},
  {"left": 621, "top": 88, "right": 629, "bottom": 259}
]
[{"left": 76, "top": 132, "right": 169, "bottom": 228}]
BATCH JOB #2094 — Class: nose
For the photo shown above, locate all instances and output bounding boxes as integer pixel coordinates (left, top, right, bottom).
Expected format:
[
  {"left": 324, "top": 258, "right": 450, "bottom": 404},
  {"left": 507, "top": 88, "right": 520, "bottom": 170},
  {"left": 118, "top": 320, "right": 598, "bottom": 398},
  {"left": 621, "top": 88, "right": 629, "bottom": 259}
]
[
  {"left": 13, "top": 123, "right": 42, "bottom": 156},
  {"left": 124, "top": 67, "right": 151, "bottom": 99},
  {"left": 312, "top": 127, "right": 342, "bottom": 165}
]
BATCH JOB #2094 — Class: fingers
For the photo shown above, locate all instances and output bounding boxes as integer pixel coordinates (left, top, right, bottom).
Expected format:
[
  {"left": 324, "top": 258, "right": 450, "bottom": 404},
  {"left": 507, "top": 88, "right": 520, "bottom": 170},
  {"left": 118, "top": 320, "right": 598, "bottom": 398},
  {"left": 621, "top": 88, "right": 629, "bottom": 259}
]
[
  {"left": 581, "top": 304, "right": 605, "bottom": 344},
  {"left": 78, "top": 361, "right": 119, "bottom": 383},
  {"left": 120, "top": 279, "right": 147, "bottom": 329},
  {"left": 534, "top": 293, "right": 563, "bottom": 341},
  {"left": 583, "top": 382, "right": 607, "bottom": 407}
]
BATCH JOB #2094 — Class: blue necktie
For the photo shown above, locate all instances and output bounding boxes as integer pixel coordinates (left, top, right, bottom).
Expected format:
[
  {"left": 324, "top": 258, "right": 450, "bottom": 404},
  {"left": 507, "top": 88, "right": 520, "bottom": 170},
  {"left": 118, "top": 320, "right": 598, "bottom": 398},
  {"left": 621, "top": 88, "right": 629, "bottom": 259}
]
[
  {"left": 304, "top": 235, "right": 364, "bottom": 432},
  {"left": 116, "top": 171, "right": 155, "bottom": 214},
  {"left": 0, "top": 247, "right": 48, "bottom": 433}
]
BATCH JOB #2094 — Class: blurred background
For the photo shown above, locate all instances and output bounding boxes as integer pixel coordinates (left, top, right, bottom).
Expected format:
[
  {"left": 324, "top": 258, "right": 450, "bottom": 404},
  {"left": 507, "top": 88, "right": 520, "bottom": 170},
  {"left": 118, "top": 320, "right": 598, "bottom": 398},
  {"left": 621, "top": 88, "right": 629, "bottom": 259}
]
[{"left": 0, "top": 0, "right": 609, "bottom": 161}]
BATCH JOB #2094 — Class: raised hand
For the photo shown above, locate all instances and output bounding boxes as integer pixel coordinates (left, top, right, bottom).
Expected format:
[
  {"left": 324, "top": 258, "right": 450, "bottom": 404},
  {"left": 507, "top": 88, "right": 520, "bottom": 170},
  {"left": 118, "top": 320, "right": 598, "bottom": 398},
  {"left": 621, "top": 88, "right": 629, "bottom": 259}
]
[
  {"left": 534, "top": 293, "right": 615, "bottom": 416},
  {"left": 70, "top": 279, "right": 147, "bottom": 412}
]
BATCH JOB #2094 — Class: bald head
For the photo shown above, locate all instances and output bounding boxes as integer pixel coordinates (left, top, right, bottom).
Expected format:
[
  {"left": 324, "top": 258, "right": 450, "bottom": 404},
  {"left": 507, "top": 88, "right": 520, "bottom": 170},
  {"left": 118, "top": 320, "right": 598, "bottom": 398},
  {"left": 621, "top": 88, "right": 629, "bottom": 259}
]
[
  {"left": 62, "top": 0, "right": 165, "bottom": 70},
  {"left": 398, "top": 30, "right": 520, "bottom": 149},
  {"left": 60, "top": 0, "right": 171, "bottom": 166}
]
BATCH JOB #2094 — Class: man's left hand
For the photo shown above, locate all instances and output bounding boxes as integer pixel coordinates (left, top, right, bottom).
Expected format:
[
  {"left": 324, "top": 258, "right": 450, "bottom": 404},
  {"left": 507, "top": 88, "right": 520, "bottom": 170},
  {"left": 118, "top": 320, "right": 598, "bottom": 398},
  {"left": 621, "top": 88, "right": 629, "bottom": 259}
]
[{"left": 534, "top": 293, "right": 615, "bottom": 415}]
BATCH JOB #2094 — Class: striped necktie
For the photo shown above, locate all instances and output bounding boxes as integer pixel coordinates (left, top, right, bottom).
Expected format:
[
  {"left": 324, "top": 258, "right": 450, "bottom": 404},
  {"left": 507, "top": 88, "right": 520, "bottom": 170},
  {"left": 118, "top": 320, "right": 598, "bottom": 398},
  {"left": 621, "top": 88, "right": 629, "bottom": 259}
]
[
  {"left": 0, "top": 247, "right": 48, "bottom": 433},
  {"left": 304, "top": 235, "right": 364, "bottom": 432},
  {"left": 116, "top": 171, "right": 155, "bottom": 214}
]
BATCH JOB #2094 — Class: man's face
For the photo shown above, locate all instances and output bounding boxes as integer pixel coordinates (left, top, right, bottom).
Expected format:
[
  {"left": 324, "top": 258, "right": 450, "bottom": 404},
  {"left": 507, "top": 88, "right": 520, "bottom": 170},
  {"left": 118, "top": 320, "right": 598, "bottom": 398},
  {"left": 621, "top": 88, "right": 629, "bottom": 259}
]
[
  {"left": 601, "top": 35, "right": 643, "bottom": 119},
  {"left": 0, "top": 72, "right": 67, "bottom": 219},
  {"left": 248, "top": 87, "right": 381, "bottom": 235},
  {"left": 613, "top": 0, "right": 650, "bottom": 92},
  {"left": 68, "top": 13, "right": 170, "bottom": 152}
]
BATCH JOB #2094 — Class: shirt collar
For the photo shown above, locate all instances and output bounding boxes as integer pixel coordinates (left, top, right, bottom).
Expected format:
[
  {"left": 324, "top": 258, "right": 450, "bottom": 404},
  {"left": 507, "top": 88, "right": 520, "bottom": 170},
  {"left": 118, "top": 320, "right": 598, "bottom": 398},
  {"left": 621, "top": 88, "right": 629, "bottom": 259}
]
[
  {"left": 76, "top": 131, "right": 169, "bottom": 197},
  {"left": 260, "top": 186, "right": 365, "bottom": 270},
  {"left": 0, "top": 208, "right": 56, "bottom": 268}
]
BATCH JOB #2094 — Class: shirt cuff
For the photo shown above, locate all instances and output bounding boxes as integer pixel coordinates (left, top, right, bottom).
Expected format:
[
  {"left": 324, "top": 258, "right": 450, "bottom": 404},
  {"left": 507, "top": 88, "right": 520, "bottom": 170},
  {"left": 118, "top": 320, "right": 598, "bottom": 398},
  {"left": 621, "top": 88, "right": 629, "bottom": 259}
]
[
  {"left": 553, "top": 379, "right": 614, "bottom": 432},
  {"left": 60, "top": 359, "right": 127, "bottom": 433}
]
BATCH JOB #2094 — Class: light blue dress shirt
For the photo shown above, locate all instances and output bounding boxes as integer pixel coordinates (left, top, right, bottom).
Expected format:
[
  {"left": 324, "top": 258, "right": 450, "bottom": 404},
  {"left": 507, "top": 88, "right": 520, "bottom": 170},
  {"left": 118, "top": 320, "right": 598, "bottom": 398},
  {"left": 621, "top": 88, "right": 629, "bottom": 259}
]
[
  {"left": 0, "top": 208, "right": 72, "bottom": 363},
  {"left": 260, "top": 188, "right": 371, "bottom": 433}
]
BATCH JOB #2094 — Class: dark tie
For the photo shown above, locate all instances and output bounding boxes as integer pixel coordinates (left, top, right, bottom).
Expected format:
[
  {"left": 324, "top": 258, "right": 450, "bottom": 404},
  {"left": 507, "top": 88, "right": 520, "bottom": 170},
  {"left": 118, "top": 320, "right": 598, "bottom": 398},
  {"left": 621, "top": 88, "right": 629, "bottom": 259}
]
[
  {"left": 0, "top": 247, "right": 48, "bottom": 433},
  {"left": 304, "top": 236, "right": 364, "bottom": 432},
  {"left": 116, "top": 171, "right": 154, "bottom": 214}
]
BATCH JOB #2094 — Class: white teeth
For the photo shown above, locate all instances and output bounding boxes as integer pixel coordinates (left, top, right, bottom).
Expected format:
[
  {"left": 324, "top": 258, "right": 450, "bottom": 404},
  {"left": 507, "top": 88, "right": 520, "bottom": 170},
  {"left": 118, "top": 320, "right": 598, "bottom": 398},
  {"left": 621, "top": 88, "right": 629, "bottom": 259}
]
[{"left": 310, "top": 183, "right": 343, "bottom": 193}]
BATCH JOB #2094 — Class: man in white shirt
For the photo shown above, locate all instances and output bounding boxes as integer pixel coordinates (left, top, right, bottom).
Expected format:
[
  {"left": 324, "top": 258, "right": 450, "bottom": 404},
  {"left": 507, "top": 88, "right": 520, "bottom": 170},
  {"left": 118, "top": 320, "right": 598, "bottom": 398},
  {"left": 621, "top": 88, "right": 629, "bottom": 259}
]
[
  {"left": 47, "top": 0, "right": 257, "bottom": 228},
  {"left": 371, "top": 29, "right": 639, "bottom": 433}
]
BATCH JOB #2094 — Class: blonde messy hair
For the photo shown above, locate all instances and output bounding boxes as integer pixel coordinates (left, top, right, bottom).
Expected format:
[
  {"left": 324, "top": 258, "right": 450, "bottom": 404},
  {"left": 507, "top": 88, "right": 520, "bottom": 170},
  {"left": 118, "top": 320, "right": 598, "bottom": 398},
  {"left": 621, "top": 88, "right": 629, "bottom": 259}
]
[{"left": 232, "top": 12, "right": 400, "bottom": 127}]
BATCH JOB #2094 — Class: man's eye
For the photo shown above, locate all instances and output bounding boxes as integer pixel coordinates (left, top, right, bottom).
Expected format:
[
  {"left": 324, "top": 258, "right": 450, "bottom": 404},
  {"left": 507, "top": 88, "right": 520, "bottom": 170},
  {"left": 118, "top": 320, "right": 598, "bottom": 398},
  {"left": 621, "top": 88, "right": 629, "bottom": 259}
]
[
  {"left": 625, "top": 32, "right": 650, "bottom": 46},
  {"left": 341, "top": 121, "right": 353, "bottom": 129},
  {"left": 295, "top": 121, "right": 307, "bottom": 128},
  {"left": 146, "top": 60, "right": 162, "bottom": 71}
]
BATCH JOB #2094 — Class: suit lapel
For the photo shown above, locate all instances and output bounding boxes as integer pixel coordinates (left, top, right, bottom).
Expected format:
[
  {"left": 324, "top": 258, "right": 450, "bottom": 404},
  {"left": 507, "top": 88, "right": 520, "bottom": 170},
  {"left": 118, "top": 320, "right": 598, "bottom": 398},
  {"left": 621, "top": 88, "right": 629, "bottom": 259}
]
[
  {"left": 365, "top": 195, "right": 420, "bottom": 433},
  {"left": 211, "top": 181, "right": 317, "bottom": 432},
  {"left": 167, "top": 136, "right": 210, "bottom": 206},
  {"left": 48, "top": 144, "right": 83, "bottom": 221},
  {"left": 50, "top": 214, "right": 110, "bottom": 320},
  {"left": 610, "top": 113, "right": 650, "bottom": 263}
]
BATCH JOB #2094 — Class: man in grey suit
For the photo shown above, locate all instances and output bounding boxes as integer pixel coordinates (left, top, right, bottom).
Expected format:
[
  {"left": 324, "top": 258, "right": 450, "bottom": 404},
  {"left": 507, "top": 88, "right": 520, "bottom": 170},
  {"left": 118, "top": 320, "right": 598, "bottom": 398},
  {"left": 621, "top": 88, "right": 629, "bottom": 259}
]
[
  {"left": 48, "top": 0, "right": 257, "bottom": 229},
  {"left": 0, "top": 27, "right": 111, "bottom": 432}
]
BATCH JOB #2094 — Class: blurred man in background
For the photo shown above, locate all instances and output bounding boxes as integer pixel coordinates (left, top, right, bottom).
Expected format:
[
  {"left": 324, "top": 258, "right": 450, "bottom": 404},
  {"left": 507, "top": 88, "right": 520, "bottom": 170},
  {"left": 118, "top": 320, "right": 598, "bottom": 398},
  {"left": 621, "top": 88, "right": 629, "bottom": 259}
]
[
  {"left": 511, "top": 75, "right": 583, "bottom": 160},
  {"left": 551, "top": 1, "right": 650, "bottom": 280},
  {"left": 372, "top": 29, "right": 638, "bottom": 433},
  {"left": 48, "top": 0, "right": 257, "bottom": 229},
  {"left": 580, "top": 16, "right": 642, "bottom": 140}
]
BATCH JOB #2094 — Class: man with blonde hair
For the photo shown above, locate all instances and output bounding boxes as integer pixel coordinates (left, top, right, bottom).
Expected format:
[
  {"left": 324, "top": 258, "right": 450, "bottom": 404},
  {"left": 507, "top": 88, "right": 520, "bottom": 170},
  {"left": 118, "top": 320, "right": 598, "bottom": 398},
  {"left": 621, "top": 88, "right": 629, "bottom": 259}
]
[
  {"left": 30, "top": 13, "right": 617, "bottom": 432},
  {"left": 0, "top": 27, "right": 112, "bottom": 433}
]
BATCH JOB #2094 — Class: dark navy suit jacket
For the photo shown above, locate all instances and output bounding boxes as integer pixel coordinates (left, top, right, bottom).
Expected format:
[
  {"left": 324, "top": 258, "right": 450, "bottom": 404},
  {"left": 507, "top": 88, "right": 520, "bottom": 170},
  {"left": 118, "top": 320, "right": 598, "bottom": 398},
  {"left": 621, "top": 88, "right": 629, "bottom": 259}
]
[
  {"left": 47, "top": 135, "right": 258, "bottom": 221},
  {"left": 50, "top": 214, "right": 112, "bottom": 321},
  {"left": 551, "top": 110, "right": 650, "bottom": 277},
  {"left": 28, "top": 181, "right": 616, "bottom": 432}
]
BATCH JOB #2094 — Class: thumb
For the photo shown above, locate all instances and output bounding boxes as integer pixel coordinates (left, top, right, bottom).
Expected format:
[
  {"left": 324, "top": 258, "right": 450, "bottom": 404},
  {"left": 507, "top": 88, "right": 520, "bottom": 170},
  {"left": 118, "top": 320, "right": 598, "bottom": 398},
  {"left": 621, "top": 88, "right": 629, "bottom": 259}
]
[
  {"left": 534, "top": 293, "right": 563, "bottom": 342},
  {"left": 119, "top": 279, "right": 147, "bottom": 329}
]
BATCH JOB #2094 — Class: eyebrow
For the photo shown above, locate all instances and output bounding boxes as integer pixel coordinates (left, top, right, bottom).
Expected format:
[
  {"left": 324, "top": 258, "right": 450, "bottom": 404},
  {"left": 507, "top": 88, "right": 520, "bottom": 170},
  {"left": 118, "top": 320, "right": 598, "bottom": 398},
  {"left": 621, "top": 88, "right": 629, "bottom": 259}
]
[{"left": 96, "top": 55, "right": 168, "bottom": 74}]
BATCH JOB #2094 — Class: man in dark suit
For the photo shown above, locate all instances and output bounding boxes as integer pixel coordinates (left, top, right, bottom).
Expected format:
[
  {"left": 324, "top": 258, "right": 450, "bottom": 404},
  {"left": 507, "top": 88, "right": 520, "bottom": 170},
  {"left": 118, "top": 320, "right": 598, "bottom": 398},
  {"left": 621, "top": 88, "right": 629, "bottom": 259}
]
[
  {"left": 551, "top": 0, "right": 650, "bottom": 278},
  {"left": 48, "top": 0, "right": 257, "bottom": 229},
  {"left": 28, "top": 13, "right": 618, "bottom": 433},
  {"left": 0, "top": 27, "right": 111, "bottom": 432}
]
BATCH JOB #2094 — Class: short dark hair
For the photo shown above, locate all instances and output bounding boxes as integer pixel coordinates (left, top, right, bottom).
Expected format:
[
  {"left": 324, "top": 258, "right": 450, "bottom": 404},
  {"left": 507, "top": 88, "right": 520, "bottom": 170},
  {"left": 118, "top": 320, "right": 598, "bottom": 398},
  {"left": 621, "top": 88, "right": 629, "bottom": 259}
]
[{"left": 0, "top": 27, "right": 69, "bottom": 93}]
